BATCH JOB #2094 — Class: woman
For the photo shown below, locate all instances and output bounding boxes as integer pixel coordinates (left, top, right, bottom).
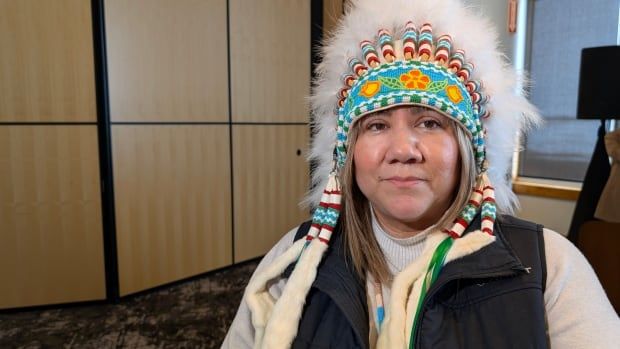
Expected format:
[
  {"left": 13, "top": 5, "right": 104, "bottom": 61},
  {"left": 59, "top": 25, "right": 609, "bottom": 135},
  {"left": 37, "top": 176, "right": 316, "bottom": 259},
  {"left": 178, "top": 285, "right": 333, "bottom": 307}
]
[{"left": 223, "top": 0, "right": 619, "bottom": 347}]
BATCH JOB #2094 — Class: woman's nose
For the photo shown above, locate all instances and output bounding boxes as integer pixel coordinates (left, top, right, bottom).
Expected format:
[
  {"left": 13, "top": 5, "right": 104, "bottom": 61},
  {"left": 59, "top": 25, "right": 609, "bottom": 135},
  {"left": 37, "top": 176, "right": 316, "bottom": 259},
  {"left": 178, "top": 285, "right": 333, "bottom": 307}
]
[{"left": 386, "top": 128, "right": 423, "bottom": 164}]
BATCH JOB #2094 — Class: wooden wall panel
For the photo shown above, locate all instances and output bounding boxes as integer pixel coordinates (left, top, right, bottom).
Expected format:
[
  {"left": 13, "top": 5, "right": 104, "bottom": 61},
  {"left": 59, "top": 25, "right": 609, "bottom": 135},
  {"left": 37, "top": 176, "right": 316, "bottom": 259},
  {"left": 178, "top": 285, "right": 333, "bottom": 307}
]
[
  {"left": 0, "top": 0, "right": 96, "bottom": 122},
  {"left": 112, "top": 126, "right": 232, "bottom": 296},
  {"left": 0, "top": 126, "right": 105, "bottom": 309},
  {"left": 105, "top": 0, "right": 228, "bottom": 122},
  {"left": 233, "top": 125, "right": 309, "bottom": 262},
  {"left": 230, "top": 0, "right": 310, "bottom": 123}
]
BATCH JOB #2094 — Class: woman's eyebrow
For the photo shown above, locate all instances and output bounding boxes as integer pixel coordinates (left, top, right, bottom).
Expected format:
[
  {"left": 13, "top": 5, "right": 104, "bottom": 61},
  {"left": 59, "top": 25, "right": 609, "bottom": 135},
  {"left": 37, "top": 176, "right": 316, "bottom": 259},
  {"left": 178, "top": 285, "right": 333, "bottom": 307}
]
[
  {"left": 408, "top": 106, "right": 428, "bottom": 113},
  {"left": 367, "top": 111, "right": 391, "bottom": 118}
]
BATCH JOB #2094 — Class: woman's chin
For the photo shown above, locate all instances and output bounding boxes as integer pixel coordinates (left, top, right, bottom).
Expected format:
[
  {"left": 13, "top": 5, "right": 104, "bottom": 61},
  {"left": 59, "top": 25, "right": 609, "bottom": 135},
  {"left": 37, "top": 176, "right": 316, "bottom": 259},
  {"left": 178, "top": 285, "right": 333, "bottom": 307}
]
[{"left": 379, "top": 203, "right": 435, "bottom": 226}]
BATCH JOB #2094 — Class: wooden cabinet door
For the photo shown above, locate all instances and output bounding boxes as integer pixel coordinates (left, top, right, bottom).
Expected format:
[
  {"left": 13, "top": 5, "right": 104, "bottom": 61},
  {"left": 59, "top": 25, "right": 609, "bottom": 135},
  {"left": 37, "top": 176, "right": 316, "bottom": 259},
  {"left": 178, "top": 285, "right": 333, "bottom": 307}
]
[
  {"left": 233, "top": 125, "right": 309, "bottom": 262},
  {"left": 105, "top": 0, "right": 229, "bottom": 122},
  {"left": 112, "top": 125, "right": 232, "bottom": 296},
  {"left": 0, "top": 126, "right": 105, "bottom": 309},
  {"left": 230, "top": 0, "right": 310, "bottom": 123}
]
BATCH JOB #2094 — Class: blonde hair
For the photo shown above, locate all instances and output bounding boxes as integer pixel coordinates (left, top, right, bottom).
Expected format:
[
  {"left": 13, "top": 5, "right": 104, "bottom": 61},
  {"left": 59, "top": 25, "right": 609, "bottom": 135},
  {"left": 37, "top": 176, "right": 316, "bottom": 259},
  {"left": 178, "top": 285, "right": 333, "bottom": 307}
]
[{"left": 340, "top": 112, "right": 476, "bottom": 284}]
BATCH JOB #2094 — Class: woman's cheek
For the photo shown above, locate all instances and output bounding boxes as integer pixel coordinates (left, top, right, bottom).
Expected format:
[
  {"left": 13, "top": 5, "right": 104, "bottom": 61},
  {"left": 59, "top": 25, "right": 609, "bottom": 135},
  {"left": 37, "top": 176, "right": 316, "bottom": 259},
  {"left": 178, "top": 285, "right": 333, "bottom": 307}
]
[
  {"left": 361, "top": 135, "right": 388, "bottom": 160},
  {"left": 354, "top": 137, "right": 385, "bottom": 192}
]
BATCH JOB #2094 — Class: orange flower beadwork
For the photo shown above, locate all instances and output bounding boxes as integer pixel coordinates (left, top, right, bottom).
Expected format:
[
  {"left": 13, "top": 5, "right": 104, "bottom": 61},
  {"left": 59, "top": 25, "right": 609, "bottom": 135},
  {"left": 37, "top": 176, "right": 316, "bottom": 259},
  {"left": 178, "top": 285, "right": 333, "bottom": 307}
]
[
  {"left": 359, "top": 81, "right": 381, "bottom": 98},
  {"left": 446, "top": 85, "right": 464, "bottom": 103},
  {"left": 400, "top": 69, "right": 430, "bottom": 89}
]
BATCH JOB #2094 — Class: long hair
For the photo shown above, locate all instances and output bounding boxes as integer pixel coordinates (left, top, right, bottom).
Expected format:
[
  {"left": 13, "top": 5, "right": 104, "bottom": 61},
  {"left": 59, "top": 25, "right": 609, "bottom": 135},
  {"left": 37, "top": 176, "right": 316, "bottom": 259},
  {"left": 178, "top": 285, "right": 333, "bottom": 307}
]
[{"left": 340, "top": 112, "right": 476, "bottom": 284}]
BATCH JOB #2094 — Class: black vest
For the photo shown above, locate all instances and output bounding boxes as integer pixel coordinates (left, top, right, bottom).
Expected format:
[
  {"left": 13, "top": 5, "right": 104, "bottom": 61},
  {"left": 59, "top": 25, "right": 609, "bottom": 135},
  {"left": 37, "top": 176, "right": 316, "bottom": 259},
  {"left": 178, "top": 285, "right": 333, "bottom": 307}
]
[{"left": 283, "top": 215, "right": 548, "bottom": 349}]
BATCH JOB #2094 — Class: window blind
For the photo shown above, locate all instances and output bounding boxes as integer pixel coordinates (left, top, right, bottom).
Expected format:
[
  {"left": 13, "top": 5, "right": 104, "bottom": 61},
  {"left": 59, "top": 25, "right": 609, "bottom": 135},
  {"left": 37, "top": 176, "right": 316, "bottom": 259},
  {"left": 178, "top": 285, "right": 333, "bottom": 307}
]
[{"left": 519, "top": 0, "right": 618, "bottom": 181}]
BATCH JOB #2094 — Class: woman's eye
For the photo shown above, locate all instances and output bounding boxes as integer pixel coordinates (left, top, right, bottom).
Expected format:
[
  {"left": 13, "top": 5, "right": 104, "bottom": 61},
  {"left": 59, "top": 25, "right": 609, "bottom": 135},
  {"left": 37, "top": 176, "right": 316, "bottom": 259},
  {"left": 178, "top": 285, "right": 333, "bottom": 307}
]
[
  {"left": 420, "top": 119, "right": 441, "bottom": 129},
  {"left": 367, "top": 122, "right": 387, "bottom": 131}
]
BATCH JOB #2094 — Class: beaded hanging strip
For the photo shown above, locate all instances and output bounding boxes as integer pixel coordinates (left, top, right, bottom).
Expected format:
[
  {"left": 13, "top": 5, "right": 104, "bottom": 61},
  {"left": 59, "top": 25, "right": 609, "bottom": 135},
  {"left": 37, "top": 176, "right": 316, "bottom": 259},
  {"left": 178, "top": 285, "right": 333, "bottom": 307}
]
[{"left": 303, "top": 172, "right": 342, "bottom": 246}]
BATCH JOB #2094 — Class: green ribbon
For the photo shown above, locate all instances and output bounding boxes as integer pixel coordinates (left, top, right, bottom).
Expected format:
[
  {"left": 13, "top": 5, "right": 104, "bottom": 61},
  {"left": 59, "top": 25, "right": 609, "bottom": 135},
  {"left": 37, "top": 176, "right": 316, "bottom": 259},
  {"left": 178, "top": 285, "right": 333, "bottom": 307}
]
[{"left": 409, "top": 236, "right": 454, "bottom": 349}]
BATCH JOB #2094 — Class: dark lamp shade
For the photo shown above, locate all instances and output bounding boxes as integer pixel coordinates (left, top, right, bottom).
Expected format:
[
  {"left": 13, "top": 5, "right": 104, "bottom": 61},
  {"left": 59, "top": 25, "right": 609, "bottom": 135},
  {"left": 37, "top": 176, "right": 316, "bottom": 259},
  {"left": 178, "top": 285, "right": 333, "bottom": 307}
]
[{"left": 576, "top": 46, "right": 620, "bottom": 119}]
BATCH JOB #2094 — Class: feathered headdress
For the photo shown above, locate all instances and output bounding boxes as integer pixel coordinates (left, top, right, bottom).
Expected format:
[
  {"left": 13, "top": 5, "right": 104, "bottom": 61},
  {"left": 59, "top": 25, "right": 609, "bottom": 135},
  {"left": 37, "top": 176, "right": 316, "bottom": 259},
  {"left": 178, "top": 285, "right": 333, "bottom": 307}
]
[{"left": 246, "top": 0, "right": 540, "bottom": 348}]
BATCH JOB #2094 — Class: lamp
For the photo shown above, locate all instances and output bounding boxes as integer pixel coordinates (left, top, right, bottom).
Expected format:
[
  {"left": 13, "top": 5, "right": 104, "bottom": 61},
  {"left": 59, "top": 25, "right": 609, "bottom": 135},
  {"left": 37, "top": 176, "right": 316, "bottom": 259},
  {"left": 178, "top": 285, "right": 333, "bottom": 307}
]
[
  {"left": 577, "top": 46, "right": 620, "bottom": 120},
  {"left": 568, "top": 46, "right": 620, "bottom": 242}
]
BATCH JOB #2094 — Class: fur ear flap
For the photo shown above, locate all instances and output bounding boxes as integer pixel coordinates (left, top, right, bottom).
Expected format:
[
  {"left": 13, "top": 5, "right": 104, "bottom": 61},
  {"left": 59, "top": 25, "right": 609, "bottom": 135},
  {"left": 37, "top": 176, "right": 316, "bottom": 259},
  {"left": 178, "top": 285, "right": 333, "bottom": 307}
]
[
  {"left": 377, "top": 231, "right": 445, "bottom": 349},
  {"left": 249, "top": 172, "right": 342, "bottom": 348},
  {"left": 245, "top": 238, "right": 307, "bottom": 346},
  {"left": 261, "top": 240, "right": 328, "bottom": 348}
]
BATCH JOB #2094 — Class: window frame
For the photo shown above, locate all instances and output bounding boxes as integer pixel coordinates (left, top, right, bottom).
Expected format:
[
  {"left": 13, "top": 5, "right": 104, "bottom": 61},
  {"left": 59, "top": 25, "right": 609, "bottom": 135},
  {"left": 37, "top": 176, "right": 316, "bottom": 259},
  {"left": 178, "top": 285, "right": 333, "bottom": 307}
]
[{"left": 510, "top": 0, "right": 619, "bottom": 200}]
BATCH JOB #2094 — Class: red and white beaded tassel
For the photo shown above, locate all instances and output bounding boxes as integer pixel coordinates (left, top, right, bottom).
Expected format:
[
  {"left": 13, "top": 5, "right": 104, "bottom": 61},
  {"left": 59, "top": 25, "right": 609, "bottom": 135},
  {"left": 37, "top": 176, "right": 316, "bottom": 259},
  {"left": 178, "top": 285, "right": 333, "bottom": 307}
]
[
  {"left": 402, "top": 21, "right": 418, "bottom": 60},
  {"left": 442, "top": 170, "right": 491, "bottom": 238},
  {"left": 378, "top": 29, "right": 396, "bottom": 63},
  {"left": 480, "top": 172, "right": 497, "bottom": 236},
  {"left": 259, "top": 173, "right": 342, "bottom": 349},
  {"left": 300, "top": 172, "right": 342, "bottom": 246},
  {"left": 418, "top": 23, "right": 434, "bottom": 61}
]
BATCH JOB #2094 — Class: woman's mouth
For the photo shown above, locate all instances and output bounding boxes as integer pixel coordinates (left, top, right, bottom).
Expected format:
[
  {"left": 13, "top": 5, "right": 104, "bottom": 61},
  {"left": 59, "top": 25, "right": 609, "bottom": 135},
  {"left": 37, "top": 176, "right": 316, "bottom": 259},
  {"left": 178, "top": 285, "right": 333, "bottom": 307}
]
[{"left": 383, "top": 176, "right": 425, "bottom": 187}]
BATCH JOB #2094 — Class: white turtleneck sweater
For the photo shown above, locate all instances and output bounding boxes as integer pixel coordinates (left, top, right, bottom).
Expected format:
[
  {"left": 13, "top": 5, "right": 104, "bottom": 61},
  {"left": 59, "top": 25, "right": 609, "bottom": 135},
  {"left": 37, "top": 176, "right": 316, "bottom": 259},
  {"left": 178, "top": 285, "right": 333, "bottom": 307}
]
[
  {"left": 222, "top": 218, "right": 620, "bottom": 348},
  {"left": 371, "top": 210, "right": 431, "bottom": 276}
]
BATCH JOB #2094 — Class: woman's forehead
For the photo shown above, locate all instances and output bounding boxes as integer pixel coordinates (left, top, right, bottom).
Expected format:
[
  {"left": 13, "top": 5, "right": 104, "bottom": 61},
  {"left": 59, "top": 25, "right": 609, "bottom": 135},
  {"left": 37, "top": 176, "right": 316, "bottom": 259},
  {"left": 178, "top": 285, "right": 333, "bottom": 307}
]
[{"left": 363, "top": 105, "right": 449, "bottom": 119}]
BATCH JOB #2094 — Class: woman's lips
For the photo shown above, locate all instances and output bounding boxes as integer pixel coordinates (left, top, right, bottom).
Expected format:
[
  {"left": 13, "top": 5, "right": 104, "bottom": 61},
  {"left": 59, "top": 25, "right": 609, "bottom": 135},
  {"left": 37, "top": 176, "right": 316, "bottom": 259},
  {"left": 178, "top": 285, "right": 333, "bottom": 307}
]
[{"left": 382, "top": 176, "right": 425, "bottom": 187}]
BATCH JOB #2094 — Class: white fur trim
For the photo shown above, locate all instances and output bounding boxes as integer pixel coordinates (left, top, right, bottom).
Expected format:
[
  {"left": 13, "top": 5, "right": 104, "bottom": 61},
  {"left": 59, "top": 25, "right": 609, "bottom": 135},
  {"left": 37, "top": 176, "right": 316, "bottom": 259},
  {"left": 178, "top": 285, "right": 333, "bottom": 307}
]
[
  {"left": 377, "top": 231, "right": 446, "bottom": 348},
  {"left": 246, "top": 238, "right": 306, "bottom": 347},
  {"left": 446, "top": 230, "right": 497, "bottom": 261},
  {"left": 261, "top": 239, "right": 328, "bottom": 348},
  {"left": 404, "top": 276, "right": 425, "bottom": 348},
  {"left": 304, "top": 0, "right": 542, "bottom": 214}
]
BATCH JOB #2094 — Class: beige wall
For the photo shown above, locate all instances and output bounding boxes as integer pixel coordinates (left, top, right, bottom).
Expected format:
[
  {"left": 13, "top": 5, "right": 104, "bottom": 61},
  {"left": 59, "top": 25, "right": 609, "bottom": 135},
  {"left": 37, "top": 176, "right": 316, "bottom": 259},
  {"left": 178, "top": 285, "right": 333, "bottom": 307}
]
[
  {"left": 516, "top": 195, "right": 576, "bottom": 236},
  {"left": 462, "top": 0, "right": 525, "bottom": 65}
]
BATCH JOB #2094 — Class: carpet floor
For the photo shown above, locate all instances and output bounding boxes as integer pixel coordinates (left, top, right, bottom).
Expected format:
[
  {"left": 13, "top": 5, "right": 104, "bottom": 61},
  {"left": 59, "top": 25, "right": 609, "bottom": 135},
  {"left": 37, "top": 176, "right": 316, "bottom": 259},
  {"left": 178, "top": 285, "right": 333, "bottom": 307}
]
[{"left": 0, "top": 260, "right": 259, "bottom": 349}]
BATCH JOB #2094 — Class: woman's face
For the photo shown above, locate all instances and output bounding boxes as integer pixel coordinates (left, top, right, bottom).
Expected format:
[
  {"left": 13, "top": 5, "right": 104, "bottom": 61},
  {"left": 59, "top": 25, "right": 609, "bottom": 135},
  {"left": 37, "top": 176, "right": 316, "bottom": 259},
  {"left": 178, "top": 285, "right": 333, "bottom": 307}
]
[{"left": 353, "top": 106, "right": 460, "bottom": 234}]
